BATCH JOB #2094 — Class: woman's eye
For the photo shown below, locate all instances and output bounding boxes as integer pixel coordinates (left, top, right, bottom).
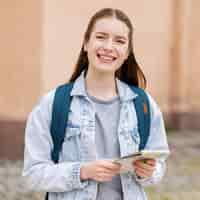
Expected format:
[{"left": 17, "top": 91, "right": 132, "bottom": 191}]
[
  {"left": 96, "top": 35, "right": 105, "bottom": 39},
  {"left": 116, "top": 40, "right": 126, "bottom": 44}
]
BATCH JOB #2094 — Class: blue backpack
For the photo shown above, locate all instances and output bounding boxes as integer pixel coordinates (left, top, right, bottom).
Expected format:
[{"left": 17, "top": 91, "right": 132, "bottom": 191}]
[{"left": 45, "top": 82, "right": 151, "bottom": 200}]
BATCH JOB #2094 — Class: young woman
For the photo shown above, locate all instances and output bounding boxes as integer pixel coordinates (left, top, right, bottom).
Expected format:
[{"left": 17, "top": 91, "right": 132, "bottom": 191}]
[{"left": 23, "top": 8, "right": 169, "bottom": 200}]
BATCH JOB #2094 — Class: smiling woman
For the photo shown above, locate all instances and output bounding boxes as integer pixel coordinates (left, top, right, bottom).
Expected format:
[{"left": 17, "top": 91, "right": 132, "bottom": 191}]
[
  {"left": 22, "top": 8, "right": 170, "bottom": 200},
  {"left": 84, "top": 17, "right": 129, "bottom": 74},
  {"left": 70, "top": 8, "right": 146, "bottom": 89}
]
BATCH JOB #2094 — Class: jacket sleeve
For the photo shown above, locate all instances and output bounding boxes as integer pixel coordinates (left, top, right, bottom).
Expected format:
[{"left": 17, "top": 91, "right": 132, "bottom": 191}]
[
  {"left": 134, "top": 92, "right": 170, "bottom": 186},
  {"left": 22, "top": 90, "right": 88, "bottom": 192}
]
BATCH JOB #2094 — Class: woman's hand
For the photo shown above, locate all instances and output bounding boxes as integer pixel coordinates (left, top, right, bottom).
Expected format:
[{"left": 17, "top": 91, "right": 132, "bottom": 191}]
[
  {"left": 80, "top": 160, "right": 121, "bottom": 182},
  {"left": 133, "top": 159, "right": 156, "bottom": 179}
]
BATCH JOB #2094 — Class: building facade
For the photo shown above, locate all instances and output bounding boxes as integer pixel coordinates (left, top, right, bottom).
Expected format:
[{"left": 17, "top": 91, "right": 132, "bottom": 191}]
[{"left": 0, "top": 0, "right": 199, "bottom": 159}]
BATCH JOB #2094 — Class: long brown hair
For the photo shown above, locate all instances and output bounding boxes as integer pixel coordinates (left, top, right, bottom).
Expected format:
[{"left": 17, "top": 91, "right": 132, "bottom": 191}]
[{"left": 69, "top": 8, "right": 146, "bottom": 89}]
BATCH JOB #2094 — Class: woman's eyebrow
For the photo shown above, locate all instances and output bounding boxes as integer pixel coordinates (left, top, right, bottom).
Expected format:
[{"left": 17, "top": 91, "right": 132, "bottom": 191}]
[
  {"left": 95, "top": 32, "right": 127, "bottom": 40},
  {"left": 95, "top": 32, "right": 108, "bottom": 35},
  {"left": 115, "top": 35, "right": 127, "bottom": 41}
]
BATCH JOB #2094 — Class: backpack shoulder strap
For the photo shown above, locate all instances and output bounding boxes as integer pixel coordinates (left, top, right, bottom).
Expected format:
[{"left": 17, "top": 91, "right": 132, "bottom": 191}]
[
  {"left": 129, "top": 86, "right": 151, "bottom": 150},
  {"left": 50, "top": 83, "right": 74, "bottom": 163},
  {"left": 46, "top": 83, "right": 74, "bottom": 200}
]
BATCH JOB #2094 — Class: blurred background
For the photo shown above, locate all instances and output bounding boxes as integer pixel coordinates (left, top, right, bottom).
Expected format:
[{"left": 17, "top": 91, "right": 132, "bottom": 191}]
[{"left": 0, "top": 0, "right": 199, "bottom": 199}]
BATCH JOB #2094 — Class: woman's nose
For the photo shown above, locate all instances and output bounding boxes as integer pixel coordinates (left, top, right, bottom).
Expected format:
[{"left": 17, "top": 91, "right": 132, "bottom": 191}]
[{"left": 103, "top": 39, "right": 114, "bottom": 51}]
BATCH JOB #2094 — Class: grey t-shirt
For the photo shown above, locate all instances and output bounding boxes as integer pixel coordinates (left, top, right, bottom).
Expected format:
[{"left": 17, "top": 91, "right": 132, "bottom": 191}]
[{"left": 87, "top": 93, "right": 123, "bottom": 200}]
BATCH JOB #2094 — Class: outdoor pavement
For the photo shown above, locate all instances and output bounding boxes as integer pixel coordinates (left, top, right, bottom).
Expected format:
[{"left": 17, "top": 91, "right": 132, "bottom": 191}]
[{"left": 0, "top": 130, "right": 199, "bottom": 200}]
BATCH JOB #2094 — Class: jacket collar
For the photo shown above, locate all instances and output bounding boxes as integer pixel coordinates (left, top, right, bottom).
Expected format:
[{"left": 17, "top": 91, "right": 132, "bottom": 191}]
[{"left": 70, "top": 71, "right": 138, "bottom": 102}]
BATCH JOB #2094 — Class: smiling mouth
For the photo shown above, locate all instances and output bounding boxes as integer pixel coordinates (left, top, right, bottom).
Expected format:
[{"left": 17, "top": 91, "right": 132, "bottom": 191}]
[{"left": 97, "top": 53, "right": 117, "bottom": 63}]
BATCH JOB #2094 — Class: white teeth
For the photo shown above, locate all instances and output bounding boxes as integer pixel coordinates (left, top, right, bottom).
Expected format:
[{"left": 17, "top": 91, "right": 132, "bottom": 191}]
[
  {"left": 98, "top": 54, "right": 116, "bottom": 62},
  {"left": 100, "top": 55, "right": 113, "bottom": 61}
]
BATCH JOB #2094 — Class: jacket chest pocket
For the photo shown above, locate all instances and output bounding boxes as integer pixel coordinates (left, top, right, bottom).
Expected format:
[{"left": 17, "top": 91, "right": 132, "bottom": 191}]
[
  {"left": 129, "top": 127, "right": 140, "bottom": 147},
  {"left": 120, "top": 103, "right": 140, "bottom": 153},
  {"left": 119, "top": 127, "right": 140, "bottom": 156},
  {"left": 61, "top": 126, "right": 82, "bottom": 161}
]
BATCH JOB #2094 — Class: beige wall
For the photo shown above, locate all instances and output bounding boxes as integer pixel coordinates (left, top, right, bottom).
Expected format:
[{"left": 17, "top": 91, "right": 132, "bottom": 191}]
[
  {"left": 165, "top": 0, "right": 200, "bottom": 128},
  {"left": 1, "top": 0, "right": 200, "bottom": 159},
  {"left": 0, "top": 0, "right": 42, "bottom": 120},
  {"left": 42, "top": 0, "right": 172, "bottom": 115},
  {"left": 0, "top": 0, "right": 199, "bottom": 125},
  {"left": 186, "top": 1, "right": 200, "bottom": 110}
]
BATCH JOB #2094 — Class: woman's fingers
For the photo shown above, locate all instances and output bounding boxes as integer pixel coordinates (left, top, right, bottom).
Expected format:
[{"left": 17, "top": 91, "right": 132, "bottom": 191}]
[
  {"left": 133, "top": 159, "right": 156, "bottom": 178},
  {"left": 100, "top": 160, "right": 121, "bottom": 171},
  {"left": 97, "top": 161, "right": 121, "bottom": 176},
  {"left": 96, "top": 172, "right": 115, "bottom": 181},
  {"left": 94, "top": 163, "right": 120, "bottom": 182},
  {"left": 134, "top": 162, "right": 155, "bottom": 171},
  {"left": 81, "top": 160, "right": 121, "bottom": 182},
  {"left": 134, "top": 159, "right": 156, "bottom": 167},
  {"left": 97, "top": 167, "right": 119, "bottom": 175},
  {"left": 134, "top": 167, "right": 153, "bottom": 178},
  {"left": 145, "top": 159, "right": 156, "bottom": 166}
]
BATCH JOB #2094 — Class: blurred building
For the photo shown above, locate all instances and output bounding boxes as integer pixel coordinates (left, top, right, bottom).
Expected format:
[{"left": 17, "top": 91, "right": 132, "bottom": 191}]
[{"left": 0, "top": 0, "right": 200, "bottom": 159}]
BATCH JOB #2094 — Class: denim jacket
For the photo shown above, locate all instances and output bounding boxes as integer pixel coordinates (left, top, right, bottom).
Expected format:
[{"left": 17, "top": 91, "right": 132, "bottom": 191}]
[{"left": 23, "top": 72, "right": 169, "bottom": 200}]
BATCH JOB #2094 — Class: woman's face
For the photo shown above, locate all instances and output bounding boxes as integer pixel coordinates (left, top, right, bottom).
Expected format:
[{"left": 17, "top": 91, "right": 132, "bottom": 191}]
[{"left": 84, "top": 17, "right": 129, "bottom": 75}]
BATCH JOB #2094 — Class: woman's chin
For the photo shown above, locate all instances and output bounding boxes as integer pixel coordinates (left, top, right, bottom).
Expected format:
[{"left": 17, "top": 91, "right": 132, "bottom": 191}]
[
  {"left": 93, "top": 63, "right": 118, "bottom": 74},
  {"left": 95, "top": 67, "right": 116, "bottom": 74}
]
